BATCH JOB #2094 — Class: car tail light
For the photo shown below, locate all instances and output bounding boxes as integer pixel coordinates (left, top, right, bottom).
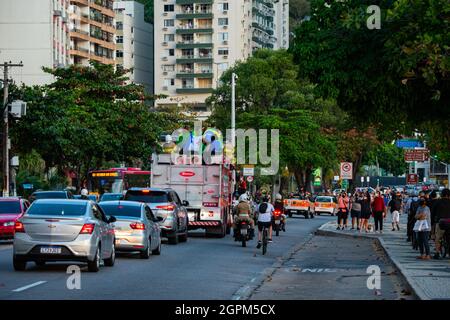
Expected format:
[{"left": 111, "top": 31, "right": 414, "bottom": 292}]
[
  {"left": 315, "top": 202, "right": 319, "bottom": 206},
  {"left": 156, "top": 204, "right": 175, "bottom": 211},
  {"left": 80, "top": 223, "right": 95, "bottom": 234},
  {"left": 14, "top": 221, "right": 25, "bottom": 233},
  {"left": 130, "top": 223, "right": 145, "bottom": 230}
]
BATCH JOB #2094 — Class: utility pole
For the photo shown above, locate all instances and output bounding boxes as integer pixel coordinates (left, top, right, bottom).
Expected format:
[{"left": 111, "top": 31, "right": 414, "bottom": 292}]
[
  {"left": 230, "top": 72, "right": 237, "bottom": 195},
  {"left": 2, "top": 61, "right": 23, "bottom": 197}
]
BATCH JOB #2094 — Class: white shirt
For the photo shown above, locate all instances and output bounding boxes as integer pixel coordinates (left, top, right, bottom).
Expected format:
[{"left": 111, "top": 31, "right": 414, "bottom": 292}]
[{"left": 257, "top": 203, "right": 274, "bottom": 222}]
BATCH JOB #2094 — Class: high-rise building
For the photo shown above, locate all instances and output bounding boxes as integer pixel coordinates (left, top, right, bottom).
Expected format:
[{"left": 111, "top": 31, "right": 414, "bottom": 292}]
[
  {"left": 0, "top": 0, "right": 115, "bottom": 86},
  {"left": 153, "top": 0, "right": 288, "bottom": 116},
  {"left": 114, "top": 1, "right": 154, "bottom": 94}
]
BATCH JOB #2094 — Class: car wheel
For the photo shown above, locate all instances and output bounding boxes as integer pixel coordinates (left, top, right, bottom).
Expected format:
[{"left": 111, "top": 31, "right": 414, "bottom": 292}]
[
  {"left": 88, "top": 246, "right": 101, "bottom": 272},
  {"left": 152, "top": 239, "right": 162, "bottom": 255},
  {"left": 168, "top": 231, "right": 179, "bottom": 245},
  {"left": 104, "top": 243, "right": 115, "bottom": 266},
  {"left": 13, "top": 257, "right": 27, "bottom": 271},
  {"left": 140, "top": 238, "right": 151, "bottom": 259}
]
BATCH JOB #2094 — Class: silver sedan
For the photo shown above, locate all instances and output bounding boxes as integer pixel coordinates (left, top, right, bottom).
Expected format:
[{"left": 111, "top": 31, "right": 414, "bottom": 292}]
[
  {"left": 99, "top": 201, "right": 162, "bottom": 259},
  {"left": 13, "top": 199, "right": 116, "bottom": 272}
]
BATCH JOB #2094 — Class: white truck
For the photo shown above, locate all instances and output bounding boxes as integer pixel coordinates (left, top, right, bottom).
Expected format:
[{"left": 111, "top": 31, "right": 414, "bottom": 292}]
[{"left": 150, "top": 153, "right": 233, "bottom": 237}]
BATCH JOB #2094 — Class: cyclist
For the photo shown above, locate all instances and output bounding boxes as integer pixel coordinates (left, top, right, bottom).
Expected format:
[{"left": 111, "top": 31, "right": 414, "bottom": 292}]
[{"left": 256, "top": 196, "right": 274, "bottom": 248}]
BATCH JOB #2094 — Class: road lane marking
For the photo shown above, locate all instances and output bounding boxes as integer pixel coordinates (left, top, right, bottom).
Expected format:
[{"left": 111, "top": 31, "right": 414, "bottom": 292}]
[{"left": 12, "top": 281, "right": 47, "bottom": 292}]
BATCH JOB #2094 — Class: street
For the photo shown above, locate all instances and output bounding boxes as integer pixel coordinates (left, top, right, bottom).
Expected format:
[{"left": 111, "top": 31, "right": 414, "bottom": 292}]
[{"left": 0, "top": 216, "right": 332, "bottom": 300}]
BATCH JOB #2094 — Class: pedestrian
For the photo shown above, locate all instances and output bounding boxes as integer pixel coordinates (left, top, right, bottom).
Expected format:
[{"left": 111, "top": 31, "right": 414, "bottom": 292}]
[
  {"left": 359, "top": 191, "right": 372, "bottom": 233},
  {"left": 388, "top": 192, "right": 402, "bottom": 231},
  {"left": 431, "top": 188, "right": 450, "bottom": 259},
  {"left": 350, "top": 193, "right": 362, "bottom": 230},
  {"left": 371, "top": 191, "right": 386, "bottom": 233},
  {"left": 337, "top": 192, "right": 350, "bottom": 230},
  {"left": 414, "top": 199, "right": 432, "bottom": 260}
]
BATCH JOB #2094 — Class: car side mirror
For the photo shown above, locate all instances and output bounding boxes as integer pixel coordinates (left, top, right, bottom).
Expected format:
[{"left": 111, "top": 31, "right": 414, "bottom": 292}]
[
  {"left": 108, "top": 216, "right": 117, "bottom": 223},
  {"left": 182, "top": 200, "right": 189, "bottom": 206}
]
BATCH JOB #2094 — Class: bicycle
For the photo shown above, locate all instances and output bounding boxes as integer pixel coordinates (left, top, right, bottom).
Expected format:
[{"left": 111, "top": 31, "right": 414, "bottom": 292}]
[{"left": 261, "top": 224, "right": 269, "bottom": 255}]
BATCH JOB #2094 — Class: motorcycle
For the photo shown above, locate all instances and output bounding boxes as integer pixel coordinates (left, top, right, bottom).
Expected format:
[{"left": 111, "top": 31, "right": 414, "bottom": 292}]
[
  {"left": 273, "top": 209, "right": 285, "bottom": 237},
  {"left": 234, "top": 221, "right": 252, "bottom": 247}
]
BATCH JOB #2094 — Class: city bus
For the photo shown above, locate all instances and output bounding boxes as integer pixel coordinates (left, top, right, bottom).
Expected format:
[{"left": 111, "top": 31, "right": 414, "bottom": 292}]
[{"left": 87, "top": 168, "right": 151, "bottom": 195}]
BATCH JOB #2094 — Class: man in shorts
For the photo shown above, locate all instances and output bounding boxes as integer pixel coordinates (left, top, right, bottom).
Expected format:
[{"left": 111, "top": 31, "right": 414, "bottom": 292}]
[{"left": 256, "top": 196, "right": 274, "bottom": 248}]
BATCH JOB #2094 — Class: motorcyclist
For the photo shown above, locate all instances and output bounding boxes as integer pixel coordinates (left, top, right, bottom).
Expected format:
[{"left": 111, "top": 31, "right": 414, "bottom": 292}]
[
  {"left": 273, "top": 193, "right": 286, "bottom": 232},
  {"left": 233, "top": 194, "right": 255, "bottom": 239},
  {"left": 80, "top": 188, "right": 89, "bottom": 200}
]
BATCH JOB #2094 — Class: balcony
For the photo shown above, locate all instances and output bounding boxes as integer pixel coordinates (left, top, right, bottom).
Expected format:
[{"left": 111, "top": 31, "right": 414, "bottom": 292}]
[
  {"left": 176, "top": 70, "right": 213, "bottom": 78},
  {"left": 70, "top": 0, "right": 88, "bottom": 6},
  {"left": 176, "top": 0, "right": 213, "bottom": 4},
  {"left": 176, "top": 87, "right": 213, "bottom": 94},
  {"left": 176, "top": 27, "right": 213, "bottom": 34},
  {"left": 176, "top": 42, "right": 213, "bottom": 49},
  {"left": 69, "top": 28, "right": 90, "bottom": 41},
  {"left": 176, "top": 55, "right": 213, "bottom": 64},
  {"left": 176, "top": 11, "right": 213, "bottom": 19}
]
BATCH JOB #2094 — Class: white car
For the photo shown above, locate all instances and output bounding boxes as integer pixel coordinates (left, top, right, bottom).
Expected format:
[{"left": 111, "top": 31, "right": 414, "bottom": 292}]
[{"left": 314, "top": 196, "right": 337, "bottom": 216}]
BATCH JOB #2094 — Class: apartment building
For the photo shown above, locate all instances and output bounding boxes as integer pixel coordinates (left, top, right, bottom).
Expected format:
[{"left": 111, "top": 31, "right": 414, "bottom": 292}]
[
  {"left": 0, "top": 0, "right": 115, "bottom": 86},
  {"left": 153, "top": 0, "right": 288, "bottom": 114},
  {"left": 114, "top": 1, "right": 154, "bottom": 94}
]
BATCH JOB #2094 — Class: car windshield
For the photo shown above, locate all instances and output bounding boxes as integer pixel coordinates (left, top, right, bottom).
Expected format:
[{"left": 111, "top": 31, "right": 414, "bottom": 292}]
[
  {"left": 27, "top": 203, "right": 87, "bottom": 216},
  {"left": 99, "top": 204, "right": 142, "bottom": 218},
  {"left": 32, "top": 192, "right": 67, "bottom": 199},
  {"left": 100, "top": 194, "right": 123, "bottom": 202},
  {"left": 124, "top": 190, "right": 169, "bottom": 203},
  {"left": 0, "top": 201, "right": 21, "bottom": 214},
  {"left": 316, "top": 197, "right": 332, "bottom": 203}
]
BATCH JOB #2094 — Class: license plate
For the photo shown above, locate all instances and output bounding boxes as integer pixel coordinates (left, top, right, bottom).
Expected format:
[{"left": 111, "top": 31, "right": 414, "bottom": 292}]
[
  {"left": 40, "top": 247, "right": 61, "bottom": 254},
  {"left": 275, "top": 220, "right": 281, "bottom": 225},
  {"left": 291, "top": 210, "right": 297, "bottom": 213},
  {"left": 240, "top": 228, "right": 247, "bottom": 235}
]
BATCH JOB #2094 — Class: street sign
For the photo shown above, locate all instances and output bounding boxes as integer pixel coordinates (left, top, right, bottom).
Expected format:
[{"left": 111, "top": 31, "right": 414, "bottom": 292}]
[
  {"left": 23, "top": 184, "right": 33, "bottom": 189},
  {"left": 340, "top": 162, "right": 353, "bottom": 180},
  {"left": 360, "top": 177, "right": 364, "bottom": 183},
  {"left": 404, "top": 149, "right": 429, "bottom": 162},
  {"left": 341, "top": 179, "right": 349, "bottom": 190},
  {"left": 366, "top": 176, "right": 370, "bottom": 182},
  {"left": 395, "top": 139, "right": 424, "bottom": 148},
  {"left": 246, "top": 176, "right": 253, "bottom": 182},
  {"left": 243, "top": 167, "right": 254, "bottom": 176},
  {"left": 406, "top": 173, "right": 419, "bottom": 184},
  {"left": 333, "top": 176, "right": 339, "bottom": 181}
]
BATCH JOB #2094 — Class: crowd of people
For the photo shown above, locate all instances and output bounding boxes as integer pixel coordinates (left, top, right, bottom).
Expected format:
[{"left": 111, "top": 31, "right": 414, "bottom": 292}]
[{"left": 336, "top": 188, "right": 450, "bottom": 261}]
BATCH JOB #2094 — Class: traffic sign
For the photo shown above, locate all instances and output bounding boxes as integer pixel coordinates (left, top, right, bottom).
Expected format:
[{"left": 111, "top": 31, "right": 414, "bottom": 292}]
[
  {"left": 404, "top": 149, "right": 429, "bottom": 162},
  {"left": 340, "top": 162, "right": 353, "bottom": 180},
  {"left": 243, "top": 167, "right": 254, "bottom": 176},
  {"left": 406, "top": 173, "right": 419, "bottom": 184},
  {"left": 396, "top": 139, "right": 424, "bottom": 148},
  {"left": 341, "top": 179, "right": 349, "bottom": 190},
  {"left": 23, "top": 184, "right": 33, "bottom": 189},
  {"left": 246, "top": 176, "right": 254, "bottom": 182}
]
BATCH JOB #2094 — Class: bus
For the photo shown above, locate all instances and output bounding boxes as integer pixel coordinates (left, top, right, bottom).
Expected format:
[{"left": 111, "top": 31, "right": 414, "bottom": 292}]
[{"left": 87, "top": 168, "right": 151, "bottom": 195}]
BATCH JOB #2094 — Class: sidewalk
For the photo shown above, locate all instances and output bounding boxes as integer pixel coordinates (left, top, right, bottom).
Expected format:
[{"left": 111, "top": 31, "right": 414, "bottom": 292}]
[{"left": 316, "top": 214, "right": 450, "bottom": 300}]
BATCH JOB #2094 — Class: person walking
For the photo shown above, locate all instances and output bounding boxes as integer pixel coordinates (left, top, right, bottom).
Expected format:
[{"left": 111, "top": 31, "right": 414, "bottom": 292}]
[
  {"left": 388, "top": 192, "right": 402, "bottom": 231},
  {"left": 350, "top": 193, "right": 362, "bottom": 230},
  {"left": 432, "top": 188, "right": 450, "bottom": 259},
  {"left": 371, "top": 191, "right": 386, "bottom": 233},
  {"left": 359, "top": 191, "right": 372, "bottom": 232},
  {"left": 337, "top": 192, "right": 350, "bottom": 230},
  {"left": 414, "top": 199, "right": 432, "bottom": 260}
]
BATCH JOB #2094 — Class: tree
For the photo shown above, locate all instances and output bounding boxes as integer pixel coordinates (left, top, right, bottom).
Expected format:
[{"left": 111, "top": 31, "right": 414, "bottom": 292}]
[
  {"left": 291, "top": 0, "right": 450, "bottom": 160},
  {"left": 136, "top": 0, "right": 154, "bottom": 23},
  {"left": 363, "top": 142, "right": 407, "bottom": 176}
]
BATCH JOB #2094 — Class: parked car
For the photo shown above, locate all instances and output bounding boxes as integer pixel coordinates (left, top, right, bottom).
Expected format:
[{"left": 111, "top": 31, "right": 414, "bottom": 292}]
[
  {"left": 30, "top": 191, "right": 74, "bottom": 202},
  {"left": 314, "top": 196, "right": 338, "bottom": 216},
  {"left": 99, "top": 201, "right": 162, "bottom": 258},
  {"left": 0, "top": 197, "right": 30, "bottom": 240},
  {"left": 13, "top": 199, "right": 116, "bottom": 272},
  {"left": 124, "top": 188, "right": 189, "bottom": 245},
  {"left": 99, "top": 193, "right": 123, "bottom": 203}
]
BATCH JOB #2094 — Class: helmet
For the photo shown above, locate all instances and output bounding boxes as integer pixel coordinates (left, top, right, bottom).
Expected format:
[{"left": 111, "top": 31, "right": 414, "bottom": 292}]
[
  {"left": 81, "top": 188, "right": 89, "bottom": 196},
  {"left": 239, "top": 194, "right": 248, "bottom": 202},
  {"left": 275, "top": 193, "right": 282, "bottom": 200}
]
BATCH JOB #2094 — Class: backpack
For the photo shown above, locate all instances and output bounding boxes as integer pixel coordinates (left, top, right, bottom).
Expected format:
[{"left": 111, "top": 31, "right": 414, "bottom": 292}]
[{"left": 259, "top": 202, "right": 268, "bottom": 213}]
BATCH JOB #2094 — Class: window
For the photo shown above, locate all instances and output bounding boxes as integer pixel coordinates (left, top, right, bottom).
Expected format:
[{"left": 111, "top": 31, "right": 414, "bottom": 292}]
[
  {"left": 164, "top": 4, "right": 174, "bottom": 12},
  {"left": 218, "top": 32, "right": 228, "bottom": 41},
  {"left": 218, "top": 62, "right": 229, "bottom": 70},
  {"left": 116, "top": 50, "right": 123, "bottom": 58},
  {"left": 168, "top": 48, "right": 174, "bottom": 56},
  {"left": 218, "top": 48, "right": 228, "bottom": 55},
  {"left": 116, "top": 35, "right": 123, "bottom": 43},
  {"left": 164, "top": 34, "right": 175, "bottom": 42},
  {"left": 164, "top": 78, "right": 175, "bottom": 86},
  {"left": 163, "top": 64, "right": 175, "bottom": 72},
  {"left": 220, "top": 3, "right": 229, "bottom": 11},
  {"left": 164, "top": 19, "right": 174, "bottom": 27},
  {"left": 218, "top": 18, "right": 228, "bottom": 26},
  {"left": 131, "top": 27, "right": 134, "bottom": 33},
  {"left": 116, "top": 22, "right": 123, "bottom": 30}
]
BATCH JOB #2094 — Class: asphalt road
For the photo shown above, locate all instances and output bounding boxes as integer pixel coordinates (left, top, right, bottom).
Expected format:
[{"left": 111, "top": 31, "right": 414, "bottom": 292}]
[{"left": 0, "top": 215, "right": 332, "bottom": 300}]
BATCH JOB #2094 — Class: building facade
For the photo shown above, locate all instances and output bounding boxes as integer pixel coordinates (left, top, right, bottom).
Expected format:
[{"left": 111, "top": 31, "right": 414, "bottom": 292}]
[
  {"left": 0, "top": 0, "right": 115, "bottom": 86},
  {"left": 153, "top": 0, "right": 288, "bottom": 115},
  {"left": 114, "top": 1, "right": 154, "bottom": 94}
]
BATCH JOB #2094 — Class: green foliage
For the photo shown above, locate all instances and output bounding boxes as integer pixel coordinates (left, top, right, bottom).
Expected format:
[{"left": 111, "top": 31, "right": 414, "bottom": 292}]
[
  {"left": 136, "top": 0, "right": 154, "bottom": 23},
  {"left": 363, "top": 142, "right": 407, "bottom": 176}
]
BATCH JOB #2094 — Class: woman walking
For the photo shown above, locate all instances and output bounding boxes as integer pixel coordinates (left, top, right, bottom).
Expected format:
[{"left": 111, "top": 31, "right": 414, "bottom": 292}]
[
  {"left": 351, "top": 192, "right": 362, "bottom": 230},
  {"left": 337, "top": 192, "right": 350, "bottom": 230},
  {"left": 414, "top": 199, "right": 432, "bottom": 260},
  {"left": 371, "top": 191, "right": 386, "bottom": 233},
  {"left": 360, "top": 191, "right": 372, "bottom": 232}
]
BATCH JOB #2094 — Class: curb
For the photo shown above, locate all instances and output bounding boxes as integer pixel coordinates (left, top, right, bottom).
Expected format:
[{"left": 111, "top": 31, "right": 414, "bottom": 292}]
[
  {"left": 231, "top": 233, "right": 315, "bottom": 300},
  {"left": 316, "top": 222, "right": 427, "bottom": 300}
]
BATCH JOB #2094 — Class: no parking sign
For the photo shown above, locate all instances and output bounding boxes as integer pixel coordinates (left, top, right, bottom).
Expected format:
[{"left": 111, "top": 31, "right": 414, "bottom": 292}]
[{"left": 340, "top": 162, "right": 353, "bottom": 180}]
